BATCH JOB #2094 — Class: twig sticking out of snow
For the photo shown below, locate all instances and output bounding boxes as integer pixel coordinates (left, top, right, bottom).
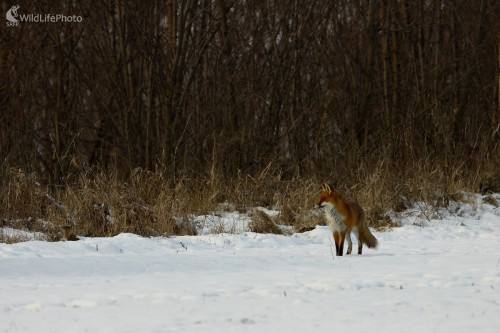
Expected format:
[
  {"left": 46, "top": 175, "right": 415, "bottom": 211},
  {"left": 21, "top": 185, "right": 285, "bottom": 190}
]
[{"left": 177, "top": 241, "right": 188, "bottom": 253}]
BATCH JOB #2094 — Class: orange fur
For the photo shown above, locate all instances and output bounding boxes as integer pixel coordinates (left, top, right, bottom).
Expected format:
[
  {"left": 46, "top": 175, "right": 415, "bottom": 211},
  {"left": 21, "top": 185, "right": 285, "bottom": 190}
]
[{"left": 314, "top": 183, "right": 378, "bottom": 256}]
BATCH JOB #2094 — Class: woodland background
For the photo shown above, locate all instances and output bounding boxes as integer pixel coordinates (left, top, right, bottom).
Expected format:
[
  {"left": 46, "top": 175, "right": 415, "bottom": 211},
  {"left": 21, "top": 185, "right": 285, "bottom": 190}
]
[{"left": 1, "top": 0, "right": 499, "bottom": 238}]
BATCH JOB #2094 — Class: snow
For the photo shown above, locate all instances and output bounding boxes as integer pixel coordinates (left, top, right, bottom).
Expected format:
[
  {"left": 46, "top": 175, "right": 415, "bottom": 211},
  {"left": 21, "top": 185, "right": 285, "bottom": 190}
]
[
  {"left": 1, "top": 194, "right": 500, "bottom": 332},
  {"left": 0, "top": 227, "right": 48, "bottom": 242},
  {"left": 194, "top": 210, "right": 251, "bottom": 235}
]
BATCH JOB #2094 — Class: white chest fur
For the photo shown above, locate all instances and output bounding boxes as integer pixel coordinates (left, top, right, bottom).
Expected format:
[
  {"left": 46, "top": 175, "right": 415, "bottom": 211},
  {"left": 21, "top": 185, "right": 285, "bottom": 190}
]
[{"left": 322, "top": 203, "right": 346, "bottom": 232}]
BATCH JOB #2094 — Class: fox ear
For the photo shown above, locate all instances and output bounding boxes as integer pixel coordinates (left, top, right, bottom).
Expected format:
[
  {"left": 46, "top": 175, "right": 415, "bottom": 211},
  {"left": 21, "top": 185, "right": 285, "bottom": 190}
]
[{"left": 322, "top": 183, "right": 332, "bottom": 194}]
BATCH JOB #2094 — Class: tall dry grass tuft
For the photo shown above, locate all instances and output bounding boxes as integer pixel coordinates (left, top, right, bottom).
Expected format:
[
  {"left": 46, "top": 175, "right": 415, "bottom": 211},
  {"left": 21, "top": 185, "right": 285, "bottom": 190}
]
[
  {"left": 0, "top": 169, "right": 62, "bottom": 240},
  {"left": 1, "top": 169, "right": 44, "bottom": 222},
  {"left": 270, "top": 178, "right": 326, "bottom": 232},
  {"left": 0, "top": 168, "right": 204, "bottom": 240},
  {"left": 59, "top": 169, "right": 200, "bottom": 237},
  {"left": 248, "top": 209, "right": 283, "bottom": 234}
]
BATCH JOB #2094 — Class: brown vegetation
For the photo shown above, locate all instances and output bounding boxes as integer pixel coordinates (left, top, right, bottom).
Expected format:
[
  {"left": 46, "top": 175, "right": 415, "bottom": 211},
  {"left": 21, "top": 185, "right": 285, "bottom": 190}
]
[
  {"left": 1, "top": 1, "right": 499, "bottom": 240},
  {"left": 248, "top": 209, "right": 284, "bottom": 235}
]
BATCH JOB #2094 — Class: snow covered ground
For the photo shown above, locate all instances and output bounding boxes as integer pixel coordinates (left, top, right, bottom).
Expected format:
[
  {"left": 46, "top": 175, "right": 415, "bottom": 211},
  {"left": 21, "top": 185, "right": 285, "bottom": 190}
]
[{"left": 1, "top": 194, "right": 500, "bottom": 333}]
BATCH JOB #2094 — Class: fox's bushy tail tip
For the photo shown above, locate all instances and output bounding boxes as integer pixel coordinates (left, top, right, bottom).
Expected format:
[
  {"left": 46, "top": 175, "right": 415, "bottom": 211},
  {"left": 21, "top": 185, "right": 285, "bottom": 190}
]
[{"left": 360, "top": 224, "right": 378, "bottom": 249}]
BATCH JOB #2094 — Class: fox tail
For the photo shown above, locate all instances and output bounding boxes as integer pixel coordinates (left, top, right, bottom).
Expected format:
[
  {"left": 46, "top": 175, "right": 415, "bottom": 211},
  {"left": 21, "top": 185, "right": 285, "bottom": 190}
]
[{"left": 359, "top": 216, "right": 378, "bottom": 249}]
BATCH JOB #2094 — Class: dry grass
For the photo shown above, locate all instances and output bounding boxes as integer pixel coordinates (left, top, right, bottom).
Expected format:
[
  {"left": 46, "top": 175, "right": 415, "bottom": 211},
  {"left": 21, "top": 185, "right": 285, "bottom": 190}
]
[
  {"left": 1, "top": 155, "right": 498, "bottom": 243},
  {"left": 0, "top": 168, "right": 201, "bottom": 241},
  {"left": 248, "top": 209, "right": 283, "bottom": 234},
  {"left": 483, "top": 195, "right": 499, "bottom": 207}
]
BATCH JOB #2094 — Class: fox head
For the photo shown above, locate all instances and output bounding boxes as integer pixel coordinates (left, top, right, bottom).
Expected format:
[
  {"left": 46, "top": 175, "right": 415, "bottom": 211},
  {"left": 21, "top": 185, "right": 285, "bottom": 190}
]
[{"left": 313, "top": 183, "right": 341, "bottom": 209}]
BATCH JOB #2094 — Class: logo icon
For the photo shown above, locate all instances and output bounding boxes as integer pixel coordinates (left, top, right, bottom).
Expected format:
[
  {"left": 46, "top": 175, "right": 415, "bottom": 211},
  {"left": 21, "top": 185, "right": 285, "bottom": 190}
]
[{"left": 6, "top": 4, "right": 20, "bottom": 23}]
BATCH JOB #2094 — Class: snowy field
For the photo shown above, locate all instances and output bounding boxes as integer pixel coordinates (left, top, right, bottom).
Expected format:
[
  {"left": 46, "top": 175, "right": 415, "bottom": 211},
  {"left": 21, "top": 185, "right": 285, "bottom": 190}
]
[{"left": 1, "top": 194, "right": 500, "bottom": 333}]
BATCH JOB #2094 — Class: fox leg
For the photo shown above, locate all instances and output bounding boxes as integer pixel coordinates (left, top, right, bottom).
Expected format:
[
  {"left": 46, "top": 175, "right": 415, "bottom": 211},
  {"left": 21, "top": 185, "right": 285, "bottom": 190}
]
[
  {"left": 338, "top": 232, "right": 345, "bottom": 256},
  {"left": 352, "top": 228, "right": 362, "bottom": 254},
  {"left": 333, "top": 232, "right": 341, "bottom": 256},
  {"left": 346, "top": 231, "right": 353, "bottom": 255}
]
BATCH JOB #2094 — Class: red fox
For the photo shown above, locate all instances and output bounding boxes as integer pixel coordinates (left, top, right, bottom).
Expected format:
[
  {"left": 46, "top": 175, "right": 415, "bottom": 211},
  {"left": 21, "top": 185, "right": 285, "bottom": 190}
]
[{"left": 314, "top": 183, "right": 378, "bottom": 256}]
